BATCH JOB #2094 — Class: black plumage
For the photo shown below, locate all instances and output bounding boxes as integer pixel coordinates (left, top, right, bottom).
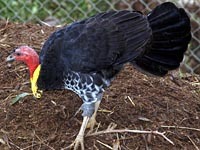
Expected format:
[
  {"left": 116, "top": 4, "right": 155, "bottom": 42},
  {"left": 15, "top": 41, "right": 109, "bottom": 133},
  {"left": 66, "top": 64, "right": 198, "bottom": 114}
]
[
  {"left": 38, "top": 10, "right": 151, "bottom": 91},
  {"left": 133, "top": 2, "right": 191, "bottom": 76},
  {"left": 37, "top": 3, "right": 191, "bottom": 109}
]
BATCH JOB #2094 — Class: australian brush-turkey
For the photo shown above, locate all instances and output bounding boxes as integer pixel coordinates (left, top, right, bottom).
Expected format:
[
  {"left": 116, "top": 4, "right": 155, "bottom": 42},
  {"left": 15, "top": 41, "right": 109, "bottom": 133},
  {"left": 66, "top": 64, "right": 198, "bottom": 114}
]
[{"left": 6, "top": 2, "right": 191, "bottom": 150}]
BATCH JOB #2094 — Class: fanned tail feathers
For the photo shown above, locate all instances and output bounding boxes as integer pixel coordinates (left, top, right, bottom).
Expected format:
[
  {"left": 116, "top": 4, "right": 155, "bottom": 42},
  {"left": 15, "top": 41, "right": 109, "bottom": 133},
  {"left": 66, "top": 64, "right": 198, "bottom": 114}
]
[{"left": 133, "top": 2, "right": 191, "bottom": 76}]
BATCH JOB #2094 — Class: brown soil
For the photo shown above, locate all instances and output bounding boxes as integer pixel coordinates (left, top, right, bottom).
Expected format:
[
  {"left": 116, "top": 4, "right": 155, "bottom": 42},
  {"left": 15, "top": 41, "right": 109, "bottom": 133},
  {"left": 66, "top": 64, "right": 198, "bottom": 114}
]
[{"left": 0, "top": 21, "right": 200, "bottom": 150}]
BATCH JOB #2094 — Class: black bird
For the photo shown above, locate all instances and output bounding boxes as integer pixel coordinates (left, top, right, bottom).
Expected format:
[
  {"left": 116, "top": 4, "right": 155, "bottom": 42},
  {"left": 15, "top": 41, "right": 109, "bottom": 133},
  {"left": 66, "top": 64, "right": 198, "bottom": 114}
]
[{"left": 6, "top": 2, "right": 191, "bottom": 149}]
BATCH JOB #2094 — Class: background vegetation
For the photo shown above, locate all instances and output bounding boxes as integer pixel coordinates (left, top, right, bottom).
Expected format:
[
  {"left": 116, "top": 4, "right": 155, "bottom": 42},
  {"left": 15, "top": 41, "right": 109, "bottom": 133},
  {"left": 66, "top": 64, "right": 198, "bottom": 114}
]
[{"left": 0, "top": 0, "right": 111, "bottom": 23}]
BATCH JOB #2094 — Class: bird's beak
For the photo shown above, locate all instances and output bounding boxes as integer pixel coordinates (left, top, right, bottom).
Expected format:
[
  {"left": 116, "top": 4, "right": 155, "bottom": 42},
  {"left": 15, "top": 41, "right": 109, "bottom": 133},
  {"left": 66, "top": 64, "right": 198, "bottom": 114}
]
[{"left": 6, "top": 53, "right": 15, "bottom": 62}]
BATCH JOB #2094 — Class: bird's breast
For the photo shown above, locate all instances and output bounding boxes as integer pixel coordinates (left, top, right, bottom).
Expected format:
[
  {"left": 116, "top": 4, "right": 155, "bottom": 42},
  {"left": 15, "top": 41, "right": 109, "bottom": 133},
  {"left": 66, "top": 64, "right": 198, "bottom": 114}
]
[{"left": 64, "top": 71, "right": 104, "bottom": 103}]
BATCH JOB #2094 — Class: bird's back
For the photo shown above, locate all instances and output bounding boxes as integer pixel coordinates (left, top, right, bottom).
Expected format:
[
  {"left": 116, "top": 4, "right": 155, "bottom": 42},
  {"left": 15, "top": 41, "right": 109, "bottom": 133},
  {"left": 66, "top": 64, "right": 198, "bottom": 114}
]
[{"left": 38, "top": 10, "right": 151, "bottom": 90}]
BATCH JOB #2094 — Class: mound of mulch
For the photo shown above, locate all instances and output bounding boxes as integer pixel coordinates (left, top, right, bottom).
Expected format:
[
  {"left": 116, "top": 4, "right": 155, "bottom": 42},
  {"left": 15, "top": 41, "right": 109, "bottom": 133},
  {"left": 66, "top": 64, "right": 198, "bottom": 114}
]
[{"left": 0, "top": 21, "right": 199, "bottom": 150}]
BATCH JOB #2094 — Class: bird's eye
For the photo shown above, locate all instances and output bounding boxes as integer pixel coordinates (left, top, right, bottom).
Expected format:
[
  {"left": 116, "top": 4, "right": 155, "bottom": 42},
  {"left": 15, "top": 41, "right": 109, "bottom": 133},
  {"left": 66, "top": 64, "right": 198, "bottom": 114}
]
[{"left": 15, "top": 52, "right": 21, "bottom": 56}]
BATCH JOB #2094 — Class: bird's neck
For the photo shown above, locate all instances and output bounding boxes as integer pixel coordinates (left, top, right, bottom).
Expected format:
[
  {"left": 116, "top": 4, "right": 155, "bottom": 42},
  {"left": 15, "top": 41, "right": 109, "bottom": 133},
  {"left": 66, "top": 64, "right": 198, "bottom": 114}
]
[
  {"left": 30, "top": 64, "right": 42, "bottom": 98},
  {"left": 26, "top": 55, "right": 42, "bottom": 98},
  {"left": 27, "top": 56, "right": 40, "bottom": 78}
]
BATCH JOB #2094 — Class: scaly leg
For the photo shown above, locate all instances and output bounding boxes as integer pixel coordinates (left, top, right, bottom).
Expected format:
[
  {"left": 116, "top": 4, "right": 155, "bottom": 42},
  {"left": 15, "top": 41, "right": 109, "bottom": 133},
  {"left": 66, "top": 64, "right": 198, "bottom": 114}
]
[
  {"left": 66, "top": 100, "right": 101, "bottom": 150},
  {"left": 87, "top": 100, "right": 101, "bottom": 133},
  {"left": 69, "top": 116, "right": 90, "bottom": 150}
]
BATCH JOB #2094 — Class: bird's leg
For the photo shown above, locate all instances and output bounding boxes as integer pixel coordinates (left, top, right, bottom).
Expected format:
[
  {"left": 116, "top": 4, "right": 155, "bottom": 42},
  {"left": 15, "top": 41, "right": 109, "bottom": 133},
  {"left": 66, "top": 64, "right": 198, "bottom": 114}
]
[
  {"left": 87, "top": 100, "right": 101, "bottom": 133},
  {"left": 68, "top": 102, "right": 96, "bottom": 150},
  {"left": 69, "top": 116, "right": 90, "bottom": 150}
]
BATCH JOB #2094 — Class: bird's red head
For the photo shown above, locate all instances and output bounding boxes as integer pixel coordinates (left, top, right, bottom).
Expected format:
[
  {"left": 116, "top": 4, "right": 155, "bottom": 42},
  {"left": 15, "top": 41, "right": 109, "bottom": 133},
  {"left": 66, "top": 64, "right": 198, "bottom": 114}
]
[
  {"left": 6, "top": 46, "right": 39, "bottom": 78},
  {"left": 7, "top": 46, "right": 42, "bottom": 98}
]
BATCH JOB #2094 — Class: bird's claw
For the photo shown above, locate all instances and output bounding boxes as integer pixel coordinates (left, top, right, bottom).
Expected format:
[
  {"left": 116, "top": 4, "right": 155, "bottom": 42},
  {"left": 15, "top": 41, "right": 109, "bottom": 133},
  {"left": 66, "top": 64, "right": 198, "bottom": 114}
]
[{"left": 67, "top": 135, "right": 84, "bottom": 150}]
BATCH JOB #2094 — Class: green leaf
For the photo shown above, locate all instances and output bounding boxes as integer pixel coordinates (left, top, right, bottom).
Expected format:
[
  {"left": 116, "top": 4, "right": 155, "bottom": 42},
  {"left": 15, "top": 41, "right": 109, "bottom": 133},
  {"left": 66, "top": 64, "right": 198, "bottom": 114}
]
[{"left": 11, "top": 93, "right": 32, "bottom": 105}]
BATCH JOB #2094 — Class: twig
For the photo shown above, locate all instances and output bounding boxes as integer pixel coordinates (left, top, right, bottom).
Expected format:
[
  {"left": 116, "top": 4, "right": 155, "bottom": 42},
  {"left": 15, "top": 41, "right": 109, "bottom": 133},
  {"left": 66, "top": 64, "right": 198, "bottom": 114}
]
[
  {"left": 34, "top": 133, "right": 55, "bottom": 150},
  {"left": 187, "top": 136, "right": 200, "bottom": 150},
  {"left": 38, "top": 20, "right": 52, "bottom": 27},
  {"left": 96, "top": 140, "right": 112, "bottom": 150},
  {"left": 87, "top": 123, "right": 174, "bottom": 145},
  {"left": 0, "top": 137, "right": 6, "bottom": 145},
  {"left": 161, "top": 125, "right": 200, "bottom": 132},
  {"left": 89, "top": 129, "right": 174, "bottom": 145},
  {"left": 21, "top": 143, "right": 39, "bottom": 150},
  {"left": 7, "top": 141, "right": 21, "bottom": 149},
  {"left": 98, "top": 109, "right": 113, "bottom": 113},
  {"left": 3, "top": 135, "right": 21, "bottom": 150},
  {"left": 126, "top": 96, "right": 135, "bottom": 107},
  {"left": 112, "top": 134, "right": 120, "bottom": 150}
]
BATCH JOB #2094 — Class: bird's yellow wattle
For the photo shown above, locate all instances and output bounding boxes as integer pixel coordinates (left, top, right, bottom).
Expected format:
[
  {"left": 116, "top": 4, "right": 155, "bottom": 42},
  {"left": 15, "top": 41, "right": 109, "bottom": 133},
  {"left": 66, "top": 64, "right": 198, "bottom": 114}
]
[{"left": 30, "top": 64, "right": 43, "bottom": 98}]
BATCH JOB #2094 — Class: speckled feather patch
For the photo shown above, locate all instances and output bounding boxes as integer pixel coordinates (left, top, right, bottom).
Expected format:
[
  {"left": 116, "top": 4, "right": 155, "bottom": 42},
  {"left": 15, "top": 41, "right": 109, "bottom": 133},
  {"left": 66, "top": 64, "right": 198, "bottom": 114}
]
[{"left": 64, "top": 71, "right": 106, "bottom": 103}]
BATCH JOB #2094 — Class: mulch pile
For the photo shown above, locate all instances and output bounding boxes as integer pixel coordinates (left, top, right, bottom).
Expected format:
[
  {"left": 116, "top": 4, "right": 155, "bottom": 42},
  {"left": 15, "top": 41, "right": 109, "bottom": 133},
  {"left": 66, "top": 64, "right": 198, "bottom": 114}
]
[{"left": 0, "top": 21, "right": 199, "bottom": 150}]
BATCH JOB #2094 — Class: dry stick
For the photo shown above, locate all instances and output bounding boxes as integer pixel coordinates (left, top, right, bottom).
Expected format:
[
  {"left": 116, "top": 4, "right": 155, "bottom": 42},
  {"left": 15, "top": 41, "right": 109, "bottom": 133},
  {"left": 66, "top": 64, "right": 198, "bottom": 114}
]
[
  {"left": 127, "top": 96, "right": 135, "bottom": 107},
  {"left": 87, "top": 125, "right": 174, "bottom": 145},
  {"left": 187, "top": 136, "right": 200, "bottom": 150},
  {"left": 3, "top": 135, "right": 21, "bottom": 150},
  {"left": 96, "top": 140, "right": 113, "bottom": 150},
  {"left": 7, "top": 142, "right": 21, "bottom": 150},
  {"left": 112, "top": 133, "right": 121, "bottom": 150},
  {"left": 34, "top": 134, "right": 55, "bottom": 150},
  {"left": 161, "top": 125, "right": 200, "bottom": 132},
  {"left": 21, "top": 143, "right": 39, "bottom": 150},
  {"left": 38, "top": 20, "right": 52, "bottom": 27}
]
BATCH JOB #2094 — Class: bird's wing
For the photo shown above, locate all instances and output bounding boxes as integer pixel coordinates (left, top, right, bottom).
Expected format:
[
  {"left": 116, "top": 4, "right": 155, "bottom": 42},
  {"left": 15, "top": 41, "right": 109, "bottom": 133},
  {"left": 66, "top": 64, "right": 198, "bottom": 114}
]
[{"left": 39, "top": 10, "right": 151, "bottom": 74}]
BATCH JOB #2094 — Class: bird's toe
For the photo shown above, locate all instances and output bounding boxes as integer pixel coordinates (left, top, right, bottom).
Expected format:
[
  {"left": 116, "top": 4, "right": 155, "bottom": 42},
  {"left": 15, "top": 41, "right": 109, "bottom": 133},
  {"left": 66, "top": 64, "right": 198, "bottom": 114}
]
[
  {"left": 73, "top": 135, "right": 84, "bottom": 150},
  {"left": 62, "top": 135, "right": 84, "bottom": 150},
  {"left": 87, "top": 118, "right": 96, "bottom": 128}
]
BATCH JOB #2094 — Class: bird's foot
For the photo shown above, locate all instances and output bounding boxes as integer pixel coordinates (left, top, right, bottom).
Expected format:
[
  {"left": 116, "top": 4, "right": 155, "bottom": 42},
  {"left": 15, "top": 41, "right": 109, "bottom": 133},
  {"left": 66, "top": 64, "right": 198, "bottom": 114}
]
[{"left": 67, "top": 134, "right": 84, "bottom": 150}]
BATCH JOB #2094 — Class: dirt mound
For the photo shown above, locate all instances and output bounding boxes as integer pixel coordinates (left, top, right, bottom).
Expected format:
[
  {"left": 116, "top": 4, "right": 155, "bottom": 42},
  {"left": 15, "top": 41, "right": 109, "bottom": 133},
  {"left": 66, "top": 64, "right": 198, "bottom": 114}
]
[{"left": 0, "top": 21, "right": 199, "bottom": 150}]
